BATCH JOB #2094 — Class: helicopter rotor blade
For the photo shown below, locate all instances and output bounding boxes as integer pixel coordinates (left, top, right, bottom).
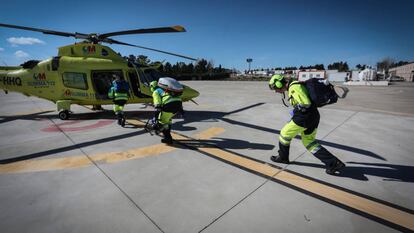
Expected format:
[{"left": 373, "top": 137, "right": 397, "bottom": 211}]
[
  {"left": 0, "top": 23, "right": 89, "bottom": 39},
  {"left": 98, "top": 26, "right": 186, "bottom": 39},
  {"left": 1, "top": 23, "right": 197, "bottom": 60},
  {"left": 107, "top": 39, "right": 197, "bottom": 61}
]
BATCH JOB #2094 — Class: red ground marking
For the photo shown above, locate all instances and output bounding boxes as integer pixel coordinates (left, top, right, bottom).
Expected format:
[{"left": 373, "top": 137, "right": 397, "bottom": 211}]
[{"left": 41, "top": 120, "right": 114, "bottom": 132}]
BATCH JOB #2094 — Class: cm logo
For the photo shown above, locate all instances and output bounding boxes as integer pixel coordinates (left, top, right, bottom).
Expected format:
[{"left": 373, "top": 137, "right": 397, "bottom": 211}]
[
  {"left": 82, "top": 45, "right": 96, "bottom": 54},
  {"left": 33, "top": 73, "right": 46, "bottom": 80}
]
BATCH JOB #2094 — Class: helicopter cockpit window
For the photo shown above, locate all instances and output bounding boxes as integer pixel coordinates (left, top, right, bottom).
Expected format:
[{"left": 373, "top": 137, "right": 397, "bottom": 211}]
[{"left": 62, "top": 72, "right": 88, "bottom": 90}]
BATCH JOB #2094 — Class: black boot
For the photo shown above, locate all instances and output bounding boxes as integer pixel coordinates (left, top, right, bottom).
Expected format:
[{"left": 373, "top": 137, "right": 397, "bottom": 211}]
[
  {"left": 161, "top": 127, "right": 173, "bottom": 144},
  {"left": 116, "top": 112, "right": 125, "bottom": 126},
  {"left": 270, "top": 142, "right": 290, "bottom": 164},
  {"left": 325, "top": 159, "right": 346, "bottom": 175},
  {"left": 313, "top": 147, "right": 345, "bottom": 175},
  {"left": 116, "top": 112, "right": 123, "bottom": 125}
]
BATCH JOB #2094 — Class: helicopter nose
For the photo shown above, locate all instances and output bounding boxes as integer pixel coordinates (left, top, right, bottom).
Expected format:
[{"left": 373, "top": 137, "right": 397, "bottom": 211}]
[{"left": 182, "top": 86, "right": 199, "bottom": 101}]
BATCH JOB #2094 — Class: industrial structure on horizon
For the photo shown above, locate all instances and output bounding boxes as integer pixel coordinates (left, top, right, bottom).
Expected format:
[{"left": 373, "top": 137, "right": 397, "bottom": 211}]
[{"left": 240, "top": 62, "right": 414, "bottom": 83}]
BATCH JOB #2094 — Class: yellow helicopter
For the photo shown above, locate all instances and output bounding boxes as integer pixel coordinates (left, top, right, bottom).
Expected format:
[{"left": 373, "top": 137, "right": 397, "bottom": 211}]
[{"left": 0, "top": 23, "right": 200, "bottom": 120}]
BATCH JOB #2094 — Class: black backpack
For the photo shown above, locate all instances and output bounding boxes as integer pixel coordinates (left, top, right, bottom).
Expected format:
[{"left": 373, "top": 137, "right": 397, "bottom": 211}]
[
  {"left": 299, "top": 78, "right": 338, "bottom": 107},
  {"left": 113, "top": 80, "right": 129, "bottom": 93}
]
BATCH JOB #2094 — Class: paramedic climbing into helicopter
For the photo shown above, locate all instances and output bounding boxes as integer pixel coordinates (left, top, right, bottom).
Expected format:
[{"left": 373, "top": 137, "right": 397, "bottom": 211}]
[
  {"left": 108, "top": 74, "right": 130, "bottom": 126},
  {"left": 148, "top": 77, "right": 184, "bottom": 144}
]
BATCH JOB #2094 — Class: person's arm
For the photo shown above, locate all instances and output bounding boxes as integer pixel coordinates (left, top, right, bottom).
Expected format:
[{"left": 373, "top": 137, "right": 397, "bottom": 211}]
[
  {"left": 108, "top": 87, "right": 114, "bottom": 99},
  {"left": 290, "top": 85, "right": 312, "bottom": 112},
  {"left": 152, "top": 90, "right": 162, "bottom": 108}
]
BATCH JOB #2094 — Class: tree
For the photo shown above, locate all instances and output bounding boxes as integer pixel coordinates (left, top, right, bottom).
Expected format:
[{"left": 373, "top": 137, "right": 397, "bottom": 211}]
[
  {"left": 195, "top": 59, "right": 208, "bottom": 73},
  {"left": 137, "top": 55, "right": 151, "bottom": 65},
  {"left": 164, "top": 62, "right": 172, "bottom": 74},
  {"left": 186, "top": 63, "right": 194, "bottom": 74},
  {"left": 328, "top": 61, "right": 349, "bottom": 72},
  {"left": 207, "top": 60, "right": 214, "bottom": 72},
  {"left": 284, "top": 66, "right": 297, "bottom": 70},
  {"left": 376, "top": 57, "right": 394, "bottom": 74},
  {"left": 217, "top": 64, "right": 222, "bottom": 73},
  {"left": 391, "top": 60, "right": 410, "bottom": 68},
  {"left": 314, "top": 64, "right": 325, "bottom": 70},
  {"left": 127, "top": 54, "right": 136, "bottom": 62},
  {"left": 356, "top": 64, "right": 366, "bottom": 70}
]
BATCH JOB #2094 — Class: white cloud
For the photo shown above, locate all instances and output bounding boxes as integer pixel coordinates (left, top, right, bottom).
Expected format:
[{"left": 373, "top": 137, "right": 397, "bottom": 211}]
[
  {"left": 0, "top": 47, "right": 4, "bottom": 52},
  {"left": 7, "top": 37, "right": 45, "bottom": 46},
  {"left": 14, "top": 50, "right": 29, "bottom": 58}
]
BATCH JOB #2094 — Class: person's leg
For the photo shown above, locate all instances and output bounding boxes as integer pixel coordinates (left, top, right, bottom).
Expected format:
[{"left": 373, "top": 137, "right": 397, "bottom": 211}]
[
  {"left": 158, "top": 112, "right": 174, "bottom": 143},
  {"left": 113, "top": 100, "right": 126, "bottom": 125},
  {"left": 301, "top": 129, "right": 345, "bottom": 174},
  {"left": 161, "top": 124, "right": 173, "bottom": 144},
  {"left": 113, "top": 101, "right": 125, "bottom": 114},
  {"left": 271, "top": 120, "right": 304, "bottom": 164}
]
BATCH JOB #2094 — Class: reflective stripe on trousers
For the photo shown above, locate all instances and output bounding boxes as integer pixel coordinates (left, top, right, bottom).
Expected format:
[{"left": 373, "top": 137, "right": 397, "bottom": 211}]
[{"left": 279, "top": 120, "right": 320, "bottom": 153}]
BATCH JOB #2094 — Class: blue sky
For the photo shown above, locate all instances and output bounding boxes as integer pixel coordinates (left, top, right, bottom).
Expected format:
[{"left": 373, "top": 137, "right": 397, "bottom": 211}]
[{"left": 0, "top": 0, "right": 413, "bottom": 71}]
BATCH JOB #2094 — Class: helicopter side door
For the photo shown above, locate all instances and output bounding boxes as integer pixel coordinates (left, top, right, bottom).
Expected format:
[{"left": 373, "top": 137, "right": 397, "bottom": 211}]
[
  {"left": 127, "top": 70, "right": 150, "bottom": 98},
  {"left": 91, "top": 70, "right": 123, "bottom": 100},
  {"left": 136, "top": 68, "right": 164, "bottom": 96}
]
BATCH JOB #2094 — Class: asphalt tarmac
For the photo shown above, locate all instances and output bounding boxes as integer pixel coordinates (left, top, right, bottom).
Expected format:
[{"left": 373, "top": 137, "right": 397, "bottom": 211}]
[{"left": 1, "top": 81, "right": 413, "bottom": 233}]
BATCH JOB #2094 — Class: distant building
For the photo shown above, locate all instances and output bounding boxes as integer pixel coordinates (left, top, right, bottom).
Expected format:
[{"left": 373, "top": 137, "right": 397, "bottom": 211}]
[
  {"left": 297, "top": 70, "right": 325, "bottom": 81},
  {"left": 389, "top": 63, "right": 414, "bottom": 82},
  {"left": 326, "top": 70, "right": 349, "bottom": 82},
  {"left": 268, "top": 70, "right": 284, "bottom": 76},
  {"left": 252, "top": 70, "right": 268, "bottom": 76},
  {"left": 350, "top": 68, "right": 377, "bottom": 81}
]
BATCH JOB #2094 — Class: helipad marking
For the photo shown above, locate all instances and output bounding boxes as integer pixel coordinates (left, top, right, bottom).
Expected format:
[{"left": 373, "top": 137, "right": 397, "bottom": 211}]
[
  {"left": 172, "top": 132, "right": 414, "bottom": 232},
  {"left": 0, "top": 127, "right": 225, "bottom": 174},
  {"left": 92, "top": 127, "right": 225, "bottom": 164},
  {"left": 41, "top": 120, "right": 114, "bottom": 132}
]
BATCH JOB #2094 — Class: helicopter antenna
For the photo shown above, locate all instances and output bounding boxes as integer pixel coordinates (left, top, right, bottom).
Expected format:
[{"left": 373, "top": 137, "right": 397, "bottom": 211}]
[{"left": 0, "top": 23, "right": 197, "bottom": 61}]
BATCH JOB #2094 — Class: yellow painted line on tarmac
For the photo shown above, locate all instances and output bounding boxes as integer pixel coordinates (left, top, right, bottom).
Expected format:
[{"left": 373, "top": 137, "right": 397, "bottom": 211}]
[
  {"left": 0, "top": 156, "right": 92, "bottom": 174},
  {"left": 174, "top": 133, "right": 414, "bottom": 231},
  {"left": 124, "top": 119, "right": 146, "bottom": 127},
  {"left": 91, "top": 143, "right": 179, "bottom": 164},
  {"left": 275, "top": 170, "right": 414, "bottom": 231},
  {"left": 0, "top": 126, "right": 225, "bottom": 174}
]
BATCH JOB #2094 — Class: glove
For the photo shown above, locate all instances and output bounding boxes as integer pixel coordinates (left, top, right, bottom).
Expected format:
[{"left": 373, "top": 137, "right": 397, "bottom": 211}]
[{"left": 294, "top": 105, "right": 309, "bottom": 113}]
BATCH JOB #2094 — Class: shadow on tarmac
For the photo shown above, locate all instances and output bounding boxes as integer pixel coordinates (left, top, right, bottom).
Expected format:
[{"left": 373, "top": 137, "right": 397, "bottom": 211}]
[
  {"left": 178, "top": 138, "right": 275, "bottom": 151},
  {"left": 0, "top": 129, "right": 148, "bottom": 164},
  {"left": 0, "top": 103, "right": 386, "bottom": 165},
  {"left": 291, "top": 161, "right": 414, "bottom": 182}
]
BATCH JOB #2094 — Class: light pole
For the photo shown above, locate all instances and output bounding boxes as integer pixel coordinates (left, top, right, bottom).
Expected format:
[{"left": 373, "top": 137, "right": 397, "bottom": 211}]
[{"left": 246, "top": 58, "right": 253, "bottom": 74}]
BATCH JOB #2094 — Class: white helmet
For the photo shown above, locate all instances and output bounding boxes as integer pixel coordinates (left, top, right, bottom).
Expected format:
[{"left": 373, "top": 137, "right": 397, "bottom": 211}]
[{"left": 157, "top": 77, "right": 183, "bottom": 93}]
